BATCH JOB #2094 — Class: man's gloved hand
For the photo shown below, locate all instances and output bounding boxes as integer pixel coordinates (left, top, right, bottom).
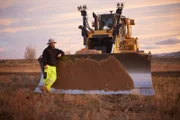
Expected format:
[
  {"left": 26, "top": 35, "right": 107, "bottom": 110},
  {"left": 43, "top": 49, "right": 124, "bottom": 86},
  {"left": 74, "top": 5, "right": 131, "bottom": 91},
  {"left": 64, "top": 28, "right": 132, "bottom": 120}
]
[
  {"left": 44, "top": 65, "right": 48, "bottom": 69},
  {"left": 57, "top": 54, "right": 62, "bottom": 58}
]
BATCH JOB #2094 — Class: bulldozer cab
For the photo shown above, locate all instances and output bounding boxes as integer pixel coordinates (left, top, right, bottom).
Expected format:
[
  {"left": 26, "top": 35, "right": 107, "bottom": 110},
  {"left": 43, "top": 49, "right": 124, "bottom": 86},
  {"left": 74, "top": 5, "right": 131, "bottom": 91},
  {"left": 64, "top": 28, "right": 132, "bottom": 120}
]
[
  {"left": 86, "top": 13, "right": 117, "bottom": 53},
  {"left": 99, "top": 14, "right": 115, "bottom": 30}
]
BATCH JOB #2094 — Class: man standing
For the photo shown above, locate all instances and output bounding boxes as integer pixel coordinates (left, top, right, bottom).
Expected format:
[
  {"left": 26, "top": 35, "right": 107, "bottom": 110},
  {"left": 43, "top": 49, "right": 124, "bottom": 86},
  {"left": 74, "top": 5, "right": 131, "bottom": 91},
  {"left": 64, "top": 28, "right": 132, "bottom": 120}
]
[{"left": 41, "top": 38, "right": 65, "bottom": 92}]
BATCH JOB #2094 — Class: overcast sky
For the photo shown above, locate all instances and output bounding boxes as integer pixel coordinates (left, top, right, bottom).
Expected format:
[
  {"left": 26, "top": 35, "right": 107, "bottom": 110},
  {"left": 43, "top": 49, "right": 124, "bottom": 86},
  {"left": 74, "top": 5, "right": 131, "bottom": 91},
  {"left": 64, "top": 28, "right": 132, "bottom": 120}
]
[{"left": 0, "top": 0, "right": 180, "bottom": 59}]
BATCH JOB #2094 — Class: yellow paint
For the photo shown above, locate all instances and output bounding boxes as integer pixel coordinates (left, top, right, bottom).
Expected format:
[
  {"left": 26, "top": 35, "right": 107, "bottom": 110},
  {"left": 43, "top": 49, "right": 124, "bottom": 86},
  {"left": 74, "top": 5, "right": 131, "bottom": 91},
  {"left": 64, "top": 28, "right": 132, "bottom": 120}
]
[{"left": 86, "top": 18, "right": 139, "bottom": 53}]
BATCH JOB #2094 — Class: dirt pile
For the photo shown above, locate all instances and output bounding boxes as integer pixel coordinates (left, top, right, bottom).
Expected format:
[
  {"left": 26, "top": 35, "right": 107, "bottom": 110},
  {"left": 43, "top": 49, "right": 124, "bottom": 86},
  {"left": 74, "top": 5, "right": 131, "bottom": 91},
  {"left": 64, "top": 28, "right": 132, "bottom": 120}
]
[
  {"left": 53, "top": 56, "right": 134, "bottom": 91},
  {"left": 76, "top": 49, "right": 101, "bottom": 54}
]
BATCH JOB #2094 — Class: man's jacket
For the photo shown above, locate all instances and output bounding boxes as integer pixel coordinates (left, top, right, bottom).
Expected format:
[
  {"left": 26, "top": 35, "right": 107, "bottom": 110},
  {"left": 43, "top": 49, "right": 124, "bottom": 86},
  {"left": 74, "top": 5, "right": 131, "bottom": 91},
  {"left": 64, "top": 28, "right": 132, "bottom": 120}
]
[{"left": 42, "top": 46, "right": 65, "bottom": 66}]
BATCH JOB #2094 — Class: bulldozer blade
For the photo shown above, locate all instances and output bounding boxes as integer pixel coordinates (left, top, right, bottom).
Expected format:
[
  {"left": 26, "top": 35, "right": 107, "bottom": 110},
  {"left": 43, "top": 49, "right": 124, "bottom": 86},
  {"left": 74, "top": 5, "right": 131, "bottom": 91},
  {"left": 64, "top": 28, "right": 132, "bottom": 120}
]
[{"left": 35, "top": 53, "right": 155, "bottom": 96}]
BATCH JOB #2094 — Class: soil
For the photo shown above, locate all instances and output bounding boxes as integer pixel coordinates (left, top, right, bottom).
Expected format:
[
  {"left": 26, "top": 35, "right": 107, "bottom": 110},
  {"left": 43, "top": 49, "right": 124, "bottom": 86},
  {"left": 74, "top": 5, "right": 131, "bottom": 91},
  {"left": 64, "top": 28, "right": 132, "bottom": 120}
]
[
  {"left": 76, "top": 49, "right": 101, "bottom": 54},
  {"left": 53, "top": 56, "right": 134, "bottom": 91}
]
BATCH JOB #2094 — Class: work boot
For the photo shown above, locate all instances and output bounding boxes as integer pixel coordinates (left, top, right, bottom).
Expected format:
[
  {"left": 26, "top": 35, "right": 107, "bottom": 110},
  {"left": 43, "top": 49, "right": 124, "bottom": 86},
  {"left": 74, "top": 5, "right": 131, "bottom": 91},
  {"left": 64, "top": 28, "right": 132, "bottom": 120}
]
[{"left": 40, "top": 86, "right": 49, "bottom": 94}]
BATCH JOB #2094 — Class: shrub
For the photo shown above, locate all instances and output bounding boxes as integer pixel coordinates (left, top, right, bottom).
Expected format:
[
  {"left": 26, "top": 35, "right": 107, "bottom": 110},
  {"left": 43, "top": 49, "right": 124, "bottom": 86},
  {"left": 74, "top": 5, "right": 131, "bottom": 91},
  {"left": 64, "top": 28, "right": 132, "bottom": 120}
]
[{"left": 24, "top": 45, "right": 36, "bottom": 60}]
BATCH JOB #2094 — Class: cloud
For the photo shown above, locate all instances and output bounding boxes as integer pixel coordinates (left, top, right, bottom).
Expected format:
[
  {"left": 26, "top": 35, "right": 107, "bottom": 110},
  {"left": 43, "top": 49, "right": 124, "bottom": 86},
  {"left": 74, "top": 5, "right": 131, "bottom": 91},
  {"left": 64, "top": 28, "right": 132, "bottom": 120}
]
[
  {"left": 136, "top": 13, "right": 180, "bottom": 21},
  {"left": 0, "top": 26, "right": 37, "bottom": 33},
  {"left": 0, "top": 18, "right": 15, "bottom": 26},
  {"left": 0, "top": 0, "right": 20, "bottom": 9},
  {"left": 44, "top": 12, "right": 80, "bottom": 24},
  {"left": 140, "top": 45, "right": 160, "bottom": 50},
  {"left": 125, "top": 0, "right": 180, "bottom": 9},
  {"left": 0, "top": 22, "right": 79, "bottom": 33},
  {"left": 155, "top": 38, "right": 180, "bottom": 45},
  {"left": 55, "top": 31, "right": 79, "bottom": 36},
  {"left": 0, "top": 48, "right": 5, "bottom": 52},
  {"left": 136, "top": 31, "right": 180, "bottom": 40},
  {"left": 0, "top": 18, "right": 32, "bottom": 26},
  {"left": 146, "top": 44, "right": 180, "bottom": 54},
  {"left": 26, "top": 0, "right": 180, "bottom": 13}
]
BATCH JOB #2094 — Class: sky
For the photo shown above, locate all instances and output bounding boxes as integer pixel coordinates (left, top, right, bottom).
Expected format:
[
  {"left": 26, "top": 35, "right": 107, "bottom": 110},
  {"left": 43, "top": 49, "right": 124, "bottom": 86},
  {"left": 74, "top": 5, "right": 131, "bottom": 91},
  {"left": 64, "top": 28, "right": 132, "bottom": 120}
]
[{"left": 0, "top": 0, "right": 180, "bottom": 59}]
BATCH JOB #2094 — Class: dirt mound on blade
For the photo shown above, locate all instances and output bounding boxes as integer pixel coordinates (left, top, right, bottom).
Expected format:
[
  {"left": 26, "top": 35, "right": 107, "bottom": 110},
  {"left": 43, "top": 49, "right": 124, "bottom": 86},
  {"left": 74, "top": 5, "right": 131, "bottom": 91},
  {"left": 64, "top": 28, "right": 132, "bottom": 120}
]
[
  {"left": 53, "top": 56, "right": 134, "bottom": 91},
  {"left": 76, "top": 49, "right": 101, "bottom": 54}
]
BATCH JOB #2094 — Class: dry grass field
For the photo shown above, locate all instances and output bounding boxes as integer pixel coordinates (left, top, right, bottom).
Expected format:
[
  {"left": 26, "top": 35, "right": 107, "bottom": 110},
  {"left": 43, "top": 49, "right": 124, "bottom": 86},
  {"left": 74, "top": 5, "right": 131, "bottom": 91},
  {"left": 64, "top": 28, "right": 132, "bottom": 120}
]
[{"left": 0, "top": 57, "right": 180, "bottom": 120}]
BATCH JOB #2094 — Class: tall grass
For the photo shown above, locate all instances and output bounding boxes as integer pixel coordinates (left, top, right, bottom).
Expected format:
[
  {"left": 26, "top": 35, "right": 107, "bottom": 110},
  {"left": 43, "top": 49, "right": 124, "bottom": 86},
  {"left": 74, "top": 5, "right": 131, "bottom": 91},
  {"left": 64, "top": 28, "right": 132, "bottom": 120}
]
[{"left": 0, "top": 75, "right": 180, "bottom": 120}]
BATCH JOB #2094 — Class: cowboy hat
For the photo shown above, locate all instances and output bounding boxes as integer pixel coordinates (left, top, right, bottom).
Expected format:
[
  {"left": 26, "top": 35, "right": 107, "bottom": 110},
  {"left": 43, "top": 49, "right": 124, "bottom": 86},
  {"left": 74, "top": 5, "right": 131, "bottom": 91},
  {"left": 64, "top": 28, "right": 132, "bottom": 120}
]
[{"left": 47, "top": 38, "right": 57, "bottom": 44}]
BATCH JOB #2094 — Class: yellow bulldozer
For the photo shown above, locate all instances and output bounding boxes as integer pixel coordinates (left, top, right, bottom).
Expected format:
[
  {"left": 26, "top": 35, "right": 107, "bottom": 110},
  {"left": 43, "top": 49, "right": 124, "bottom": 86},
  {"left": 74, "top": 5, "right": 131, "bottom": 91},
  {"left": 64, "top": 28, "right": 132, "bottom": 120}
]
[{"left": 36, "top": 3, "right": 155, "bottom": 96}]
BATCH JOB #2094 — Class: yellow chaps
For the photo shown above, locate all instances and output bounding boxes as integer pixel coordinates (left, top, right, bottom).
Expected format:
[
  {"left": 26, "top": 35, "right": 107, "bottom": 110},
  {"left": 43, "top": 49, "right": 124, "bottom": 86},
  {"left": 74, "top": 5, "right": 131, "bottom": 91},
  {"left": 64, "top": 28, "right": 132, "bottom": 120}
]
[{"left": 43, "top": 65, "right": 57, "bottom": 91}]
